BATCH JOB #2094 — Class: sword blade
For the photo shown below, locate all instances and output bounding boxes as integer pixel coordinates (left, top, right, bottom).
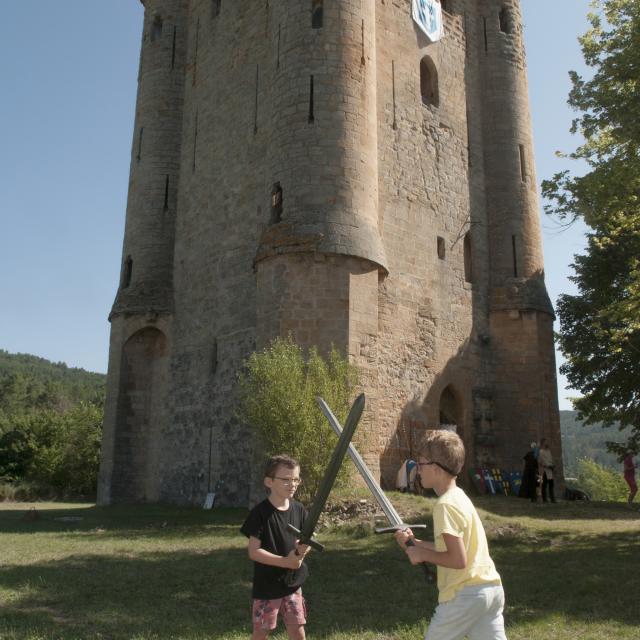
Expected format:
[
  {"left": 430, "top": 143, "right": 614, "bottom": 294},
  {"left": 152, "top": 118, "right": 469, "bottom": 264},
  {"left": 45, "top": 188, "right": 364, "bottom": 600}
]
[
  {"left": 318, "top": 397, "right": 433, "bottom": 583},
  {"left": 317, "top": 397, "right": 405, "bottom": 527},
  {"left": 290, "top": 393, "right": 365, "bottom": 550}
]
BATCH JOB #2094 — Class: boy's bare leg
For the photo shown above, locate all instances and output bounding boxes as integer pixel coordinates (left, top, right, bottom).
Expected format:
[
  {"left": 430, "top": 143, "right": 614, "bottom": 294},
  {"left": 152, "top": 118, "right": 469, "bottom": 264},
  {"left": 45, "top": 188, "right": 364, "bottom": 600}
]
[
  {"left": 285, "top": 624, "right": 305, "bottom": 640},
  {"left": 252, "top": 629, "right": 271, "bottom": 640}
]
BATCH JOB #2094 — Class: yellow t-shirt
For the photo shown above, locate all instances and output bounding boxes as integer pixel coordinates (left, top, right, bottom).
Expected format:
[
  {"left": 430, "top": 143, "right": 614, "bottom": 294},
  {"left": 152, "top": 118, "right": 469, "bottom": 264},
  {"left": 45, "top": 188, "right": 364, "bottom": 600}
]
[{"left": 433, "top": 486, "right": 502, "bottom": 603}]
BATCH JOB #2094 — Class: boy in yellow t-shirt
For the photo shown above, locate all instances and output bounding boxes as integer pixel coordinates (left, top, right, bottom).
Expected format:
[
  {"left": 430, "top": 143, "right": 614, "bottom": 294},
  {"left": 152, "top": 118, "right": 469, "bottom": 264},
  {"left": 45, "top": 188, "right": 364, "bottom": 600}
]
[{"left": 395, "top": 430, "right": 507, "bottom": 640}]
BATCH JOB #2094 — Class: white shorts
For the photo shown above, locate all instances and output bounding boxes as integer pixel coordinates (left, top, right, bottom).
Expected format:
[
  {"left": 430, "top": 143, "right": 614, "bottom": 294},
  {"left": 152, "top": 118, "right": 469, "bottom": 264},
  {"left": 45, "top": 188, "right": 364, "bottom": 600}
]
[{"left": 425, "top": 584, "right": 507, "bottom": 640}]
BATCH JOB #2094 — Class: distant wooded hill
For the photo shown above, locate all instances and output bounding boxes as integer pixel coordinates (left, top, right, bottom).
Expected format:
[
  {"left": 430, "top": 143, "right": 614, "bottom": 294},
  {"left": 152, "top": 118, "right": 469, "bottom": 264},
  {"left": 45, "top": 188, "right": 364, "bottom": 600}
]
[
  {"left": 0, "top": 349, "right": 106, "bottom": 418},
  {"left": 0, "top": 349, "right": 627, "bottom": 478},
  {"left": 560, "top": 410, "right": 629, "bottom": 476}
]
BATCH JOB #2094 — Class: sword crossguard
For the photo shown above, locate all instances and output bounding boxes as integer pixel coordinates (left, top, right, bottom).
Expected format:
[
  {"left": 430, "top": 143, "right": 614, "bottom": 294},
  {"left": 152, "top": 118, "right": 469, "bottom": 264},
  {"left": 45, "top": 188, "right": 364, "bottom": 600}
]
[{"left": 286, "top": 523, "right": 325, "bottom": 552}]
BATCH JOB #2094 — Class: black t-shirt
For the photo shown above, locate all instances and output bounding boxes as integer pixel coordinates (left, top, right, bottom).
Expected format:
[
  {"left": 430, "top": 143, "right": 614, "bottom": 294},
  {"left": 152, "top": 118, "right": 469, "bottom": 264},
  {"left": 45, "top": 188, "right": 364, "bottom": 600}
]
[{"left": 240, "top": 498, "right": 309, "bottom": 599}]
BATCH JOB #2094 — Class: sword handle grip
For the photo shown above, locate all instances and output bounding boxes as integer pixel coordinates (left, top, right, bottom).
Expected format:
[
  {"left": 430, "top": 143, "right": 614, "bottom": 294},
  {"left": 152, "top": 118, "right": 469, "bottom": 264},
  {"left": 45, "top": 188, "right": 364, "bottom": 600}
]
[
  {"left": 405, "top": 538, "right": 436, "bottom": 583},
  {"left": 286, "top": 524, "right": 325, "bottom": 552},
  {"left": 375, "top": 524, "right": 427, "bottom": 534}
]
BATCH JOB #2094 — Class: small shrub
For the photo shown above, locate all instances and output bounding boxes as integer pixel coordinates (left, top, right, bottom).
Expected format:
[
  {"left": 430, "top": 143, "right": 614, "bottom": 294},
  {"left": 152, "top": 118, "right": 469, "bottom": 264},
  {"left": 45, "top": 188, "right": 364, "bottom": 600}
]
[{"left": 238, "top": 336, "right": 359, "bottom": 501}]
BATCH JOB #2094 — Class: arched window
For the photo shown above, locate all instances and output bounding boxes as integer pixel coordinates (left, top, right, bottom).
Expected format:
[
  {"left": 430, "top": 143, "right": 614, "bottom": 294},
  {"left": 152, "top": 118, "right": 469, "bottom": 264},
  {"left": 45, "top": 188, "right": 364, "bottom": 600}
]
[
  {"left": 464, "top": 233, "right": 472, "bottom": 282},
  {"left": 420, "top": 56, "right": 439, "bottom": 107},
  {"left": 439, "top": 385, "right": 461, "bottom": 433},
  {"left": 312, "top": 0, "right": 323, "bottom": 29},
  {"left": 151, "top": 15, "right": 163, "bottom": 42}
]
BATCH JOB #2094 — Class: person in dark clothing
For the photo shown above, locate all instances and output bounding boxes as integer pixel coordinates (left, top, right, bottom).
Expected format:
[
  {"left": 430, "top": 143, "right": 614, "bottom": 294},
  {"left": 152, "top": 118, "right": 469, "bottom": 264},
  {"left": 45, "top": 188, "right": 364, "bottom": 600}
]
[
  {"left": 241, "top": 455, "right": 310, "bottom": 640},
  {"left": 519, "top": 442, "right": 538, "bottom": 502}
]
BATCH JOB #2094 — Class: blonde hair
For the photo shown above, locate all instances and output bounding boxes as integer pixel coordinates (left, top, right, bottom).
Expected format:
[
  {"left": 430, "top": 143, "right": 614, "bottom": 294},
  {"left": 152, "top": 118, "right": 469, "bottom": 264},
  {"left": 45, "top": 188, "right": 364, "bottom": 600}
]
[{"left": 418, "top": 429, "right": 465, "bottom": 476}]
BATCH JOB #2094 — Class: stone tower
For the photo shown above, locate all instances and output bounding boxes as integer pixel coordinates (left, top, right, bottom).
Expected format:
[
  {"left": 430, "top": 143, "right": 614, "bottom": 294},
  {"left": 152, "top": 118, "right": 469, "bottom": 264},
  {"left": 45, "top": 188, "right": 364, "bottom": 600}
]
[{"left": 98, "top": 0, "right": 563, "bottom": 506}]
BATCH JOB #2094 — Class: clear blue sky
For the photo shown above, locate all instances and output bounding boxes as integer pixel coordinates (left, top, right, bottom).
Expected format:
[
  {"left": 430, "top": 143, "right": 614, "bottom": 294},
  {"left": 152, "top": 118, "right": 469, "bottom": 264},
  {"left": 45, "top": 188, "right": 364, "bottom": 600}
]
[{"left": 0, "top": 1, "right": 591, "bottom": 410}]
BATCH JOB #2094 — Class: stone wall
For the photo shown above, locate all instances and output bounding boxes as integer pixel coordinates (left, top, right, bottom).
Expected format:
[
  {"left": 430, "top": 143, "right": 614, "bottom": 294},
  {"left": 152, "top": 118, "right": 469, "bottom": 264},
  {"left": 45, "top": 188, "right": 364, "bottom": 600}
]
[{"left": 99, "top": 0, "right": 563, "bottom": 506}]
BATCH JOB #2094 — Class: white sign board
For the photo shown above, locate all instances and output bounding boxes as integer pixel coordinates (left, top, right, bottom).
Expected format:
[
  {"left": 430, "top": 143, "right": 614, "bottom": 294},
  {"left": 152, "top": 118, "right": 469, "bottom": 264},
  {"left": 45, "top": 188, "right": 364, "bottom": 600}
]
[{"left": 412, "top": 0, "right": 444, "bottom": 42}]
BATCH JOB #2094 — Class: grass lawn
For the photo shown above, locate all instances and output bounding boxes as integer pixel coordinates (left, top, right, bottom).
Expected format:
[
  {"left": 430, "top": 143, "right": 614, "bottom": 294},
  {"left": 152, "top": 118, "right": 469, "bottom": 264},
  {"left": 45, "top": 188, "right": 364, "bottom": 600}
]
[{"left": 1, "top": 494, "right": 639, "bottom": 639}]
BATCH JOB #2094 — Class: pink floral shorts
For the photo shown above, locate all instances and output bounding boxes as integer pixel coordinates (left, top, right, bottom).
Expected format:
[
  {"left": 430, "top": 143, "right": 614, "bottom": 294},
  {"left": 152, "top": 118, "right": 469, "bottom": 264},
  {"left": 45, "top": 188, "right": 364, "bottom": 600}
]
[{"left": 252, "top": 589, "right": 306, "bottom": 631}]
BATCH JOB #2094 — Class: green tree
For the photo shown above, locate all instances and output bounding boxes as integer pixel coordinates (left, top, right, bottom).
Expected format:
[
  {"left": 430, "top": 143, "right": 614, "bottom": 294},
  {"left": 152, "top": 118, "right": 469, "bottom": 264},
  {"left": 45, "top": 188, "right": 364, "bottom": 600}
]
[
  {"left": 238, "top": 337, "right": 359, "bottom": 501},
  {"left": 541, "top": 0, "right": 640, "bottom": 454},
  {"left": 576, "top": 458, "right": 628, "bottom": 502}
]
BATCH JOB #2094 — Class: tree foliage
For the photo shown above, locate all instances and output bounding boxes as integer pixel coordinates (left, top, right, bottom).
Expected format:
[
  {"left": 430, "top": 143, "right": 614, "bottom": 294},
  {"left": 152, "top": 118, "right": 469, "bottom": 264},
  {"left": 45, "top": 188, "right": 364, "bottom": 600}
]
[
  {"left": 0, "top": 404, "right": 103, "bottom": 497},
  {"left": 0, "top": 350, "right": 105, "bottom": 498},
  {"left": 541, "top": 0, "right": 640, "bottom": 453},
  {"left": 238, "top": 337, "right": 359, "bottom": 502},
  {"left": 575, "top": 458, "right": 629, "bottom": 502}
]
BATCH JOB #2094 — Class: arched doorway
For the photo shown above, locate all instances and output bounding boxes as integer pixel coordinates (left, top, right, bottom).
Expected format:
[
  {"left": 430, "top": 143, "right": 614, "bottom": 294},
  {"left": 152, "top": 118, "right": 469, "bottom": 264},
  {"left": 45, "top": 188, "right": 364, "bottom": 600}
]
[
  {"left": 439, "top": 385, "right": 462, "bottom": 436},
  {"left": 111, "top": 327, "right": 168, "bottom": 501}
]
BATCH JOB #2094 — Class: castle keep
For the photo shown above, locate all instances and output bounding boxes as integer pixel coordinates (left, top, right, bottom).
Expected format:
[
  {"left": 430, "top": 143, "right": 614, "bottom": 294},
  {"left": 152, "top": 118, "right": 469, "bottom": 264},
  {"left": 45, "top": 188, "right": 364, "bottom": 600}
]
[{"left": 98, "top": 0, "right": 563, "bottom": 505}]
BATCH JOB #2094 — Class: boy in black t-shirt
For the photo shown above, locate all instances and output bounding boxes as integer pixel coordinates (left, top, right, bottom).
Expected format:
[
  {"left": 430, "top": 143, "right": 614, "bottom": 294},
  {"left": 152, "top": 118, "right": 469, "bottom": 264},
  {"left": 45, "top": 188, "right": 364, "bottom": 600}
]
[{"left": 240, "top": 455, "right": 310, "bottom": 640}]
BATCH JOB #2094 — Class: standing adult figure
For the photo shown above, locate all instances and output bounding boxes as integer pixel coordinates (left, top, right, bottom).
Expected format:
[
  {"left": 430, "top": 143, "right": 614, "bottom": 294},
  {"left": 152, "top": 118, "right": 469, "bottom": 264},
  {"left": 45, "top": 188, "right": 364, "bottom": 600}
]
[
  {"left": 538, "top": 438, "right": 556, "bottom": 503},
  {"left": 519, "top": 442, "right": 538, "bottom": 502},
  {"left": 622, "top": 450, "right": 637, "bottom": 510}
]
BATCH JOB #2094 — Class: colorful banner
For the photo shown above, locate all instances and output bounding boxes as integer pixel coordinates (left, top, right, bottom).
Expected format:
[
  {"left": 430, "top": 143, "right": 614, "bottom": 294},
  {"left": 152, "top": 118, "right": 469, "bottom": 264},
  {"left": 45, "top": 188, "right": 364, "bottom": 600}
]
[{"left": 412, "top": 0, "right": 444, "bottom": 42}]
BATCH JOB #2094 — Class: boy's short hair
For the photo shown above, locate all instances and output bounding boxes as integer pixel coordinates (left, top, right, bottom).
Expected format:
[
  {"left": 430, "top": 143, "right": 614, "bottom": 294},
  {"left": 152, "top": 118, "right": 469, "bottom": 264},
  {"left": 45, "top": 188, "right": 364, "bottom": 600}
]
[
  {"left": 418, "top": 429, "right": 465, "bottom": 476},
  {"left": 264, "top": 454, "right": 299, "bottom": 478}
]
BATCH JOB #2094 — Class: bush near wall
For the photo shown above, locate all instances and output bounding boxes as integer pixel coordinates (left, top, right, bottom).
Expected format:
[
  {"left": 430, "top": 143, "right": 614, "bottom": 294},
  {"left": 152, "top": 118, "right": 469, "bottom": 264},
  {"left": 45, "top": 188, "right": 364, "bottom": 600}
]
[{"left": 238, "top": 336, "right": 359, "bottom": 502}]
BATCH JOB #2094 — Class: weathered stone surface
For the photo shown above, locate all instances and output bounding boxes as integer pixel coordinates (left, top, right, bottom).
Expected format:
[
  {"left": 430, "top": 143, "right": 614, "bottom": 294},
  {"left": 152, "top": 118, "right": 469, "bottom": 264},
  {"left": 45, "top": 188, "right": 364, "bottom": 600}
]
[{"left": 98, "top": 0, "right": 563, "bottom": 507}]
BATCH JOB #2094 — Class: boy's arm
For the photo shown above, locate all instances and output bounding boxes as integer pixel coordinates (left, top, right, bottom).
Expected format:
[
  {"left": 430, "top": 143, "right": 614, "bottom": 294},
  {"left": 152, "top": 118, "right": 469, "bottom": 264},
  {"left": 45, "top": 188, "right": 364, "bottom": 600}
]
[
  {"left": 247, "top": 536, "right": 306, "bottom": 570},
  {"left": 395, "top": 529, "right": 467, "bottom": 570}
]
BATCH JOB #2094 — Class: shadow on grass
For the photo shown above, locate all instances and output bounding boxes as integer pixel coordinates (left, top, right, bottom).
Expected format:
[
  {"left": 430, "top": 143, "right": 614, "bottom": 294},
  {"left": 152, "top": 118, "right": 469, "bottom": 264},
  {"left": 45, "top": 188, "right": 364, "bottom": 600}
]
[
  {"left": 471, "top": 495, "right": 639, "bottom": 522},
  {"left": 0, "top": 504, "right": 247, "bottom": 540},
  {"left": 1, "top": 504, "right": 639, "bottom": 639},
  {"left": 0, "top": 546, "right": 252, "bottom": 639}
]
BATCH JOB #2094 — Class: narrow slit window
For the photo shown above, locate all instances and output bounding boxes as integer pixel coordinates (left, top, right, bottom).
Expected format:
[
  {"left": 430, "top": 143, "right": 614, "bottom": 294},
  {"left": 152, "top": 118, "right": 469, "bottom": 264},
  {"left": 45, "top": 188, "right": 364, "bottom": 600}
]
[
  {"left": 163, "top": 175, "right": 170, "bottom": 210},
  {"left": 123, "top": 256, "right": 133, "bottom": 288},
  {"left": 519, "top": 144, "right": 527, "bottom": 181},
  {"left": 254, "top": 64, "right": 260, "bottom": 134},
  {"left": 312, "top": 0, "right": 323, "bottom": 29},
  {"left": 171, "top": 27, "right": 177, "bottom": 68},
  {"left": 483, "top": 17, "right": 488, "bottom": 52},
  {"left": 464, "top": 233, "right": 473, "bottom": 282},
  {"left": 213, "top": 0, "right": 222, "bottom": 17},
  {"left": 308, "top": 75, "right": 315, "bottom": 123},
  {"left": 136, "top": 127, "right": 144, "bottom": 162},
  {"left": 437, "top": 236, "right": 446, "bottom": 260},
  {"left": 511, "top": 235, "right": 518, "bottom": 277},
  {"left": 192, "top": 19, "right": 200, "bottom": 86},
  {"left": 192, "top": 111, "right": 199, "bottom": 172},
  {"left": 271, "top": 183, "right": 283, "bottom": 224},
  {"left": 420, "top": 56, "right": 439, "bottom": 107},
  {"left": 151, "top": 16, "right": 163, "bottom": 42}
]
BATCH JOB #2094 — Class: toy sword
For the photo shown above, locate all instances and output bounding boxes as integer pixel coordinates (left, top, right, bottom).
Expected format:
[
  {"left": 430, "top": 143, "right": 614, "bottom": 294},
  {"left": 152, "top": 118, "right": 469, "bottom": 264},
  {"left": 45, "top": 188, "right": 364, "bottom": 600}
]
[
  {"left": 286, "top": 392, "right": 365, "bottom": 552},
  {"left": 317, "top": 397, "right": 435, "bottom": 583}
]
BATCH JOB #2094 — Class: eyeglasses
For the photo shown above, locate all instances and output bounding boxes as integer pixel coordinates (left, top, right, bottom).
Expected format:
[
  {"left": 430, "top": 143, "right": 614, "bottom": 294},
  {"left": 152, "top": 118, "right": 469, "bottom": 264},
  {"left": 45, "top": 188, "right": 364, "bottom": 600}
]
[
  {"left": 417, "top": 461, "right": 458, "bottom": 476},
  {"left": 271, "top": 477, "right": 303, "bottom": 487}
]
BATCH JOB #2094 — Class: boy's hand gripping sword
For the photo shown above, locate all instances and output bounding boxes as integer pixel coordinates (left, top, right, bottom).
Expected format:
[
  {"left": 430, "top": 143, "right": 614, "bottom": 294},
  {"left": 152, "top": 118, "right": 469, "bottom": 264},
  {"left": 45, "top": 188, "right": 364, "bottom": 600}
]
[
  {"left": 317, "top": 397, "right": 435, "bottom": 583},
  {"left": 286, "top": 392, "right": 365, "bottom": 552}
]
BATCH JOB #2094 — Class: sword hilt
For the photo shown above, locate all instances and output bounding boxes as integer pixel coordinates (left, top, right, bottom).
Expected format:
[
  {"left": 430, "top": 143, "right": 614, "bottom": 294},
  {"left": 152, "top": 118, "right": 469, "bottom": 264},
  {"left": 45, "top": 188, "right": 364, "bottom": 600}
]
[
  {"left": 287, "top": 524, "right": 325, "bottom": 552},
  {"left": 405, "top": 537, "right": 436, "bottom": 583}
]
